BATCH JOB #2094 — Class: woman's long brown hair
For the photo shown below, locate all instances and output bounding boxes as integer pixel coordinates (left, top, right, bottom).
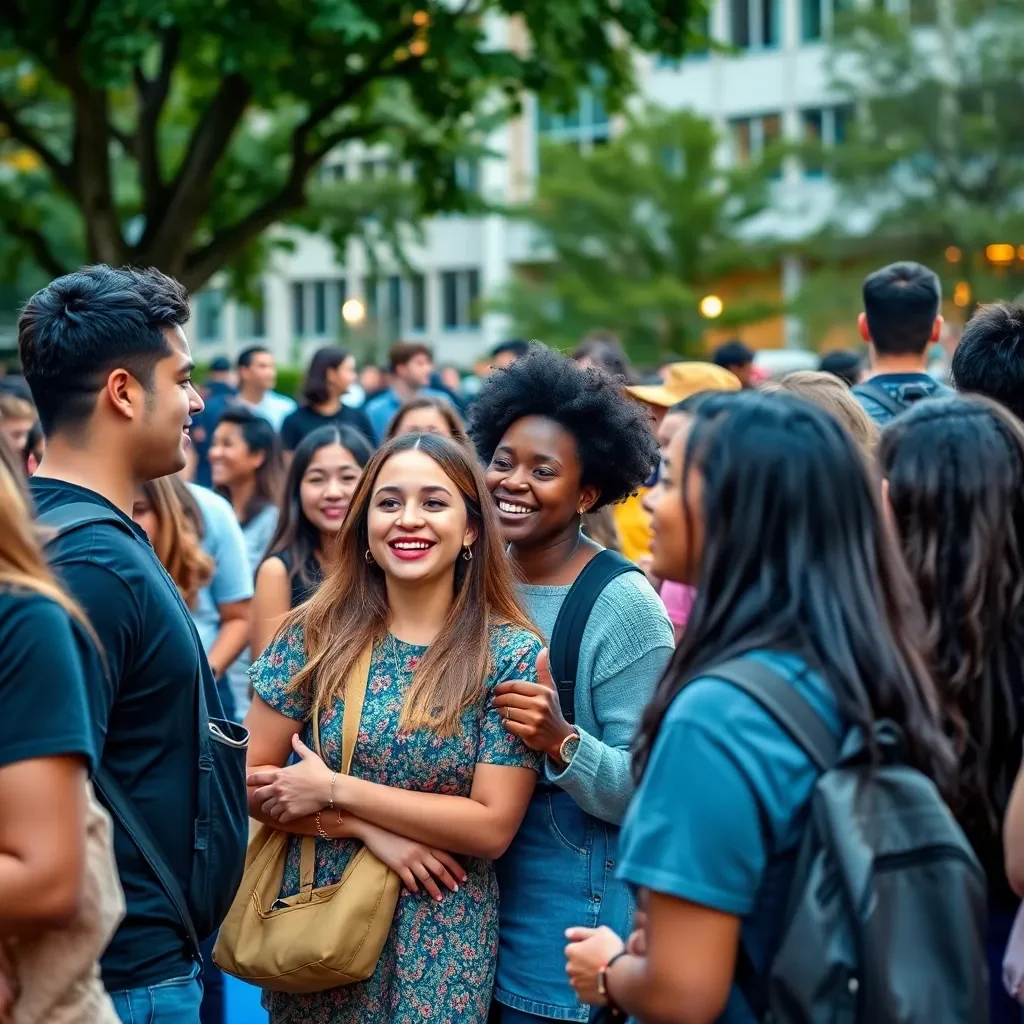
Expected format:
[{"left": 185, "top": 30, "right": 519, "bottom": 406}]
[
  {"left": 0, "top": 434, "right": 95, "bottom": 636},
  {"left": 140, "top": 476, "right": 215, "bottom": 608},
  {"left": 286, "top": 433, "right": 537, "bottom": 735}
]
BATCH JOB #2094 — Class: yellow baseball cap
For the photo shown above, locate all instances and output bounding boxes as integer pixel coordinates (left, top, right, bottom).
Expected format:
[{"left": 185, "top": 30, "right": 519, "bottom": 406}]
[{"left": 626, "top": 362, "right": 742, "bottom": 408}]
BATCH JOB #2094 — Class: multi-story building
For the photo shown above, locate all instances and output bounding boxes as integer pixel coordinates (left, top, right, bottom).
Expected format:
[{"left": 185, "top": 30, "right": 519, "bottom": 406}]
[{"left": 190, "top": 0, "right": 862, "bottom": 368}]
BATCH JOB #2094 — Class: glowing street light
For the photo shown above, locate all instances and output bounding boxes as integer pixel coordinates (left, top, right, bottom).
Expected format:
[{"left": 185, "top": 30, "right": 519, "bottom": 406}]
[
  {"left": 986, "top": 243, "right": 1015, "bottom": 264},
  {"left": 945, "top": 246, "right": 962, "bottom": 264},
  {"left": 699, "top": 294, "right": 724, "bottom": 319},
  {"left": 341, "top": 298, "right": 366, "bottom": 325},
  {"left": 953, "top": 281, "right": 972, "bottom": 307}
]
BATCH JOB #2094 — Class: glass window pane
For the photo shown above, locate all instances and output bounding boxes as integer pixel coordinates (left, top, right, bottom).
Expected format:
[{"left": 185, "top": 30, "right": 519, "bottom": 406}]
[
  {"left": 313, "top": 281, "right": 327, "bottom": 336},
  {"left": 802, "top": 109, "right": 825, "bottom": 174},
  {"left": 802, "top": 0, "right": 822, "bottom": 39},
  {"left": 291, "top": 282, "right": 304, "bottom": 337},
  {"left": 364, "top": 276, "right": 378, "bottom": 321},
  {"left": 762, "top": 114, "right": 782, "bottom": 147},
  {"left": 834, "top": 104, "right": 853, "bottom": 145},
  {"left": 411, "top": 274, "right": 427, "bottom": 331},
  {"left": 466, "top": 270, "right": 481, "bottom": 327},
  {"left": 731, "top": 0, "right": 751, "bottom": 47},
  {"left": 442, "top": 271, "right": 458, "bottom": 329},
  {"left": 387, "top": 275, "right": 402, "bottom": 338},
  {"left": 731, "top": 119, "right": 752, "bottom": 164},
  {"left": 762, "top": 0, "right": 780, "bottom": 46},
  {"left": 197, "top": 289, "right": 223, "bottom": 343}
]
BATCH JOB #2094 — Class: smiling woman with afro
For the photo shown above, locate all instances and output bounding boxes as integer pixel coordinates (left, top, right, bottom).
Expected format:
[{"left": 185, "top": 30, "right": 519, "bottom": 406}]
[
  {"left": 472, "top": 343, "right": 673, "bottom": 1024},
  {"left": 470, "top": 343, "right": 659, "bottom": 510}
]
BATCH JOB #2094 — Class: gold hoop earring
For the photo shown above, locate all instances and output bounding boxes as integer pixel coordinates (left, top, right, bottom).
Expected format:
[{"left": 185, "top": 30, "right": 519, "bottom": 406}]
[
  {"left": 462, "top": 545, "right": 473, "bottom": 561},
  {"left": 364, "top": 549, "right": 374, "bottom": 565}
]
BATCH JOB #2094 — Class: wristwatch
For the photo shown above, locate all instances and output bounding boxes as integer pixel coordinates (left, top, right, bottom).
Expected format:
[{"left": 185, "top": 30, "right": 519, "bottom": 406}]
[{"left": 558, "top": 728, "right": 581, "bottom": 765}]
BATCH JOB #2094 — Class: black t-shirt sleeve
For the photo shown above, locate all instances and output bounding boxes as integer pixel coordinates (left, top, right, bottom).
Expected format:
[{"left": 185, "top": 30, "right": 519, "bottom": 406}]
[
  {"left": 50, "top": 560, "right": 138, "bottom": 740},
  {"left": 0, "top": 595, "right": 98, "bottom": 772},
  {"left": 345, "top": 406, "right": 375, "bottom": 446},
  {"left": 280, "top": 410, "right": 302, "bottom": 451}
]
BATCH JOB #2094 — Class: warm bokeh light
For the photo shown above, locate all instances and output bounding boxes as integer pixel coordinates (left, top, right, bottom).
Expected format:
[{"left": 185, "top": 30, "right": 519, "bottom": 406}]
[
  {"left": 409, "top": 39, "right": 428, "bottom": 56},
  {"left": 953, "top": 281, "right": 972, "bottom": 307},
  {"left": 412, "top": 10, "right": 430, "bottom": 25},
  {"left": 986, "top": 243, "right": 1015, "bottom": 264},
  {"left": 699, "top": 294, "right": 724, "bottom": 319},
  {"left": 341, "top": 298, "right": 366, "bottom": 325},
  {"left": 945, "top": 246, "right": 961, "bottom": 264}
]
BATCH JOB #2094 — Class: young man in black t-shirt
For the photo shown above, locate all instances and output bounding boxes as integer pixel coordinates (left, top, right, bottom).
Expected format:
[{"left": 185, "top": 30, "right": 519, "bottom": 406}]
[{"left": 19, "top": 266, "right": 234, "bottom": 1023}]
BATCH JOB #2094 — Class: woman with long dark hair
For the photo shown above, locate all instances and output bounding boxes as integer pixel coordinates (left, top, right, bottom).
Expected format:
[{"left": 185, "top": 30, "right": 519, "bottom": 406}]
[
  {"left": 243, "top": 433, "right": 544, "bottom": 1023},
  {"left": 880, "top": 395, "right": 1024, "bottom": 1024},
  {"left": 280, "top": 345, "right": 373, "bottom": 451},
  {"left": 251, "top": 425, "right": 373, "bottom": 657},
  {"left": 209, "top": 406, "right": 285, "bottom": 569},
  {"left": 470, "top": 346, "right": 673, "bottom": 1024},
  {"left": 563, "top": 391, "right": 955, "bottom": 1023}
]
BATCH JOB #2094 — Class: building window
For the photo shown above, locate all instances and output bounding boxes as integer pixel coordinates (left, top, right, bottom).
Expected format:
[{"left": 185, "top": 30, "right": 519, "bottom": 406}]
[
  {"left": 730, "top": 0, "right": 779, "bottom": 49},
  {"left": 536, "top": 90, "right": 611, "bottom": 154},
  {"left": 236, "top": 289, "right": 266, "bottom": 340},
  {"left": 364, "top": 276, "right": 378, "bottom": 323},
  {"left": 410, "top": 274, "right": 427, "bottom": 332},
  {"left": 729, "top": 113, "right": 783, "bottom": 165},
  {"left": 800, "top": 105, "right": 853, "bottom": 175},
  {"left": 320, "top": 162, "right": 347, "bottom": 184},
  {"left": 196, "top": 289, "right": 223, "bottom": 343},
  {"left": 313, "top": 281, "right": 327, "bottom": 337},
  {"left": 801, "top": 0, "right": 853, "bottom": 41},
  {"left": 387, "top": 275, "right": 402, "bottom": 339},
  {"left": 455, "top": 159, "right": 480, "bottom": 195},
  {"left": 441, "top": 269, "right": 481, "bottom": 330},
  {"left": 291, "top": 282, "right": 305, "bottom": 337}
]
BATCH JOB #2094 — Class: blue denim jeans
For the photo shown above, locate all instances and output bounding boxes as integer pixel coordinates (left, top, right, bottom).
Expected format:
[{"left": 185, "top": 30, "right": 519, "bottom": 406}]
[{"left": 110, "top": 961, "right": 203, "bottom": 1024}]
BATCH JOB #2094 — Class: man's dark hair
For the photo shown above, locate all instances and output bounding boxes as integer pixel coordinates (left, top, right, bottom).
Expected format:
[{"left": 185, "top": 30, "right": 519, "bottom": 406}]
[
  {"left": 237, "top": 345, "right": 271, "bottom": 370},
  {"left": 388, "top": 341, "right": 432, "bottom": 372},
  {"left": 469, "top": 344, "right": 659, "bottom": 509},
  {"left": 951, "top": 303, "right": 1024, "bottom": 421},
  {"left": 490, "top": 339, "right": 530, "bottom": 361},
  {"left": 862, "top": 261, "right": 941, "bottom": 356},
  {"left": 18, "top": 264, "right": 189, "bottom": 436},
  {"left": 819, "top": 350, "right": 864, "bottom": 388},
  {"left": 713, "top": 340, "right": 754, "bottom": 370}
]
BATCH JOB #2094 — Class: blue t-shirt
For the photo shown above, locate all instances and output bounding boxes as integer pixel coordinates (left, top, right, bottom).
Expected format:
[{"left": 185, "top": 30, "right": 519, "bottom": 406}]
[
  {"left": 617, "top": 651, "right": 843, "bottom": 1023},
  {"left": 188, "top": 484, "right": 254, "bottom": 654}
]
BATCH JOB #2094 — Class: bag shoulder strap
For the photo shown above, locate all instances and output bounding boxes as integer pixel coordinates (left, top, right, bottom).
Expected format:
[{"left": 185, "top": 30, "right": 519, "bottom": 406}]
[
  {"left": 302, "top": 646, "right": 374, "bottom": 899},
  {"left": 706, "top": 657, "right": 839, "bottom": 772},
  {"left": 94, "top": 765, "right": 202, "bottom": 959},
  {"left": 548, "top": 549, "right": 642, "bottom": 725},
  {"left": 39, "top": 500, "right": 204, "bottom": 957},
  {"left": 853, "top": 381, "right": 906, "bottom": 418}
]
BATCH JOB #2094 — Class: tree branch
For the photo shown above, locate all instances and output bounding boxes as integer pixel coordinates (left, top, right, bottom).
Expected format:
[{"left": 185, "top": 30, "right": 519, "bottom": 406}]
[
  {"left": 138, "top": 72, "right": 252, "bottom": 271},
  {"left": 0, "top": 96, "right": 76, "bottom": 196},
  {"left": 136, "top": 26, "right": 181, "bottom": 216},
  {"left": 0, "top": 212, "right": 70, "bottom": 279}
]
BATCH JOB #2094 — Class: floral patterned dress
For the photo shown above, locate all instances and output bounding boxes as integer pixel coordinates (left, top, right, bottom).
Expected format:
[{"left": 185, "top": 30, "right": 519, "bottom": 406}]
[{"left": 250, "top": 622, "right": 543, "bottom": 1024}]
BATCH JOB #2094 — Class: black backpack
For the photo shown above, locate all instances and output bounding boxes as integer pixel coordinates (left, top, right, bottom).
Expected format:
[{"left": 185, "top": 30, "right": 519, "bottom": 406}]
[
  {"left": 710, "top": 659, "right": 989, "bottom": 1024},
  {"left": 548, "top": 549, "right": 642, "bottom": 725},
  {"left": 40, "top": 502, "right": 249, "bottom": 953}
]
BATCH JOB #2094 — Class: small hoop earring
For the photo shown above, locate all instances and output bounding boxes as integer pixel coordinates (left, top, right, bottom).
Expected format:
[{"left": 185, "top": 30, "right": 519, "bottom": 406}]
[
  {"left": 364, "top": 549, "right": 374, "bottom": 565},
  {"left": 462, "top": 545, "right": 473, "bottom": 561}
]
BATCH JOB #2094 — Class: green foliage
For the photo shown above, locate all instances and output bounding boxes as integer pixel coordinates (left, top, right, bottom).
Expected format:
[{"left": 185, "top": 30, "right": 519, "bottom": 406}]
[
  {"left": 494, "top": 107, "right": 779, "bottom": 363},
  {"left": 792, "top": 0, "right": 1024, "bottom": 332},
  {"left": 0, "top": 0, "right": 700, "bottom": 299}
]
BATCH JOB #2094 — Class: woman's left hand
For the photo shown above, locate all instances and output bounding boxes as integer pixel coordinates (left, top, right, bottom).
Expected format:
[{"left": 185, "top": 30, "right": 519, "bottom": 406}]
[
  {"left": 492, "top": 649, "right": 574, "bottom": 761},
  {"left": 564, "top": 925, "right": 626, "bottom": 1006},
  {"left": 247, "top": 734, "right": 335, "bottom": 824}
]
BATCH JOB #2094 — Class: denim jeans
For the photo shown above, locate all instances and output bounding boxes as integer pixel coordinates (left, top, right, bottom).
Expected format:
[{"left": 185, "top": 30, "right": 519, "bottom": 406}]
[{"left": 110, "top": 961, "right": 203, "bottom": 1024}]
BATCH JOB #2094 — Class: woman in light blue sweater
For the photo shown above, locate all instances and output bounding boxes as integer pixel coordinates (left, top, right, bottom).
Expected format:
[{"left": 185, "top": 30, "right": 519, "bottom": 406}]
[{"left": 470, "top": 346, "right": 674, "bottom": 1024}]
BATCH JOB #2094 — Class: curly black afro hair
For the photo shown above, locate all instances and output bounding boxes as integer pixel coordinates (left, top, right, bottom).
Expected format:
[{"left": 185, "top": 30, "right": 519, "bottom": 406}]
[{"left": 469, "top": 344, "right": 659, "bottom": 509}]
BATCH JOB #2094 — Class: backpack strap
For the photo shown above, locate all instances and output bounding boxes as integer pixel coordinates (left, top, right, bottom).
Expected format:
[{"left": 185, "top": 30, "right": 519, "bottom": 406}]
[
  {"left": 548, "top": 550, "right": 642, "bottom": 725},
  {"left": 38, "top": 501, "right": 204, "bottom": 959},
  {"left": 853, "top": 381, "right": 907, "bottom": 418},
  {"left": 707, "top": 658, "right": 839, "bottom": 772}
]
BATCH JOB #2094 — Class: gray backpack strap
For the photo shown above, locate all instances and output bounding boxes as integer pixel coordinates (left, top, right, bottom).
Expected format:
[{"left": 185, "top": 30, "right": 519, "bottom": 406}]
[
  {"left": 707, "top": 658, "right": 839, "bottom": 772},
  {"left": 853, "top": 381, "right": 906, "bottom": 418}
]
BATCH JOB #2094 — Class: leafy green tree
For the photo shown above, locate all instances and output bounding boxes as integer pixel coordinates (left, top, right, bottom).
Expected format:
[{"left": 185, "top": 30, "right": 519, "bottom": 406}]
[
  {"left": 494, "top": 107, "right": 779, "bottom": 363},
  {"left": 792, "top": 0, "right": 1024, "bottom": 337},
  {"left": 0, "top": 0, "right": 695, "bottom": 294}
]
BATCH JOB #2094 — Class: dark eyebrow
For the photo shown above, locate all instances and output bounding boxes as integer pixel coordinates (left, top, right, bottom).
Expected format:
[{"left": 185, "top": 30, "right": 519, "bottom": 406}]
[
  {"left": 374, "top": 484, "right": 453, "bottom": 497},
  {"left": 494, "top": 443, "right": 562, "bottom": 469},
  {"left": 178, "top": 358, "right": 196, "bottom": 377}
]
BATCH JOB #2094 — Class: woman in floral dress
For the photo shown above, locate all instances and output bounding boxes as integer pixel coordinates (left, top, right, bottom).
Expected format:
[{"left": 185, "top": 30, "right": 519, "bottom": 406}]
[{"left": 244, "top": 432, "right": 543, "bottom": 1024}]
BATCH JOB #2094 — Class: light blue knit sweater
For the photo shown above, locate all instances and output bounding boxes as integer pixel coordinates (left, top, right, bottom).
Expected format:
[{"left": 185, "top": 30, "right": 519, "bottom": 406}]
[{"left": 520, "top": 571, "right": 674, "bottom": 824}]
